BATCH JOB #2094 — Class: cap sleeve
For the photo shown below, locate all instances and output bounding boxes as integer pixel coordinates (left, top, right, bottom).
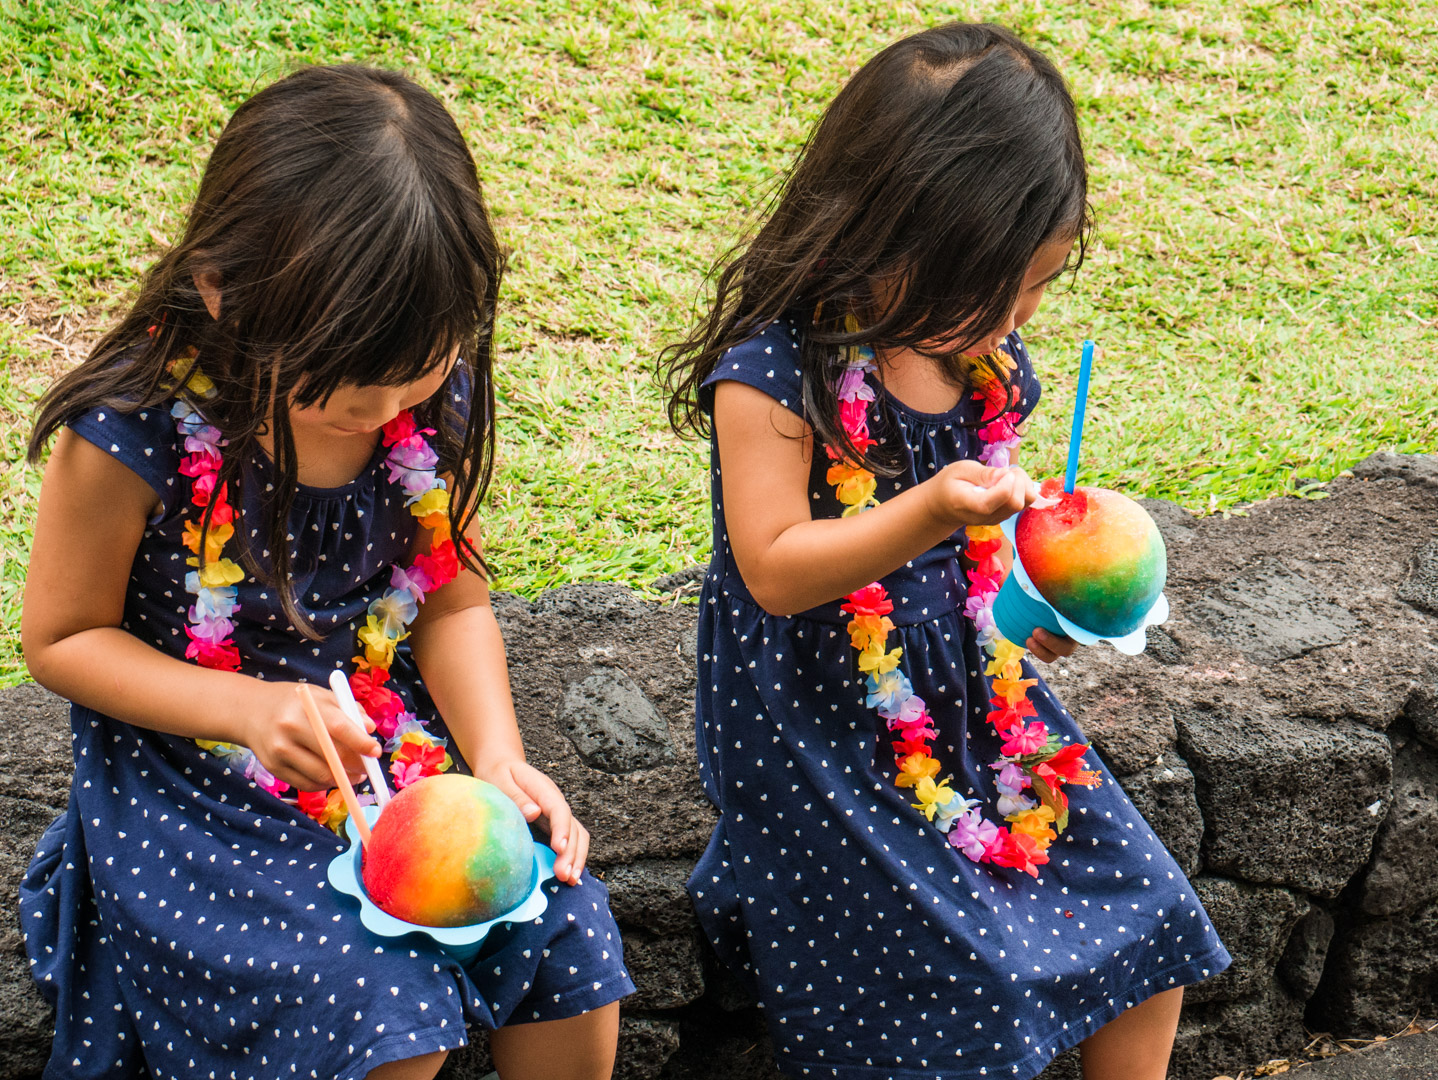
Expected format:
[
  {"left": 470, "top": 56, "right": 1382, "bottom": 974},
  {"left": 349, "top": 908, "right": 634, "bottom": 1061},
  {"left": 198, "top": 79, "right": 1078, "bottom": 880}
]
[
  {"left": 1005, "top": 331, "right": 1042, "bottom": 425},
  {"left": 699, "top": 318, "right": 807, "bottom": 419},
  {"left": 67, "top": 402, "right": 183, "bottom": 521}
]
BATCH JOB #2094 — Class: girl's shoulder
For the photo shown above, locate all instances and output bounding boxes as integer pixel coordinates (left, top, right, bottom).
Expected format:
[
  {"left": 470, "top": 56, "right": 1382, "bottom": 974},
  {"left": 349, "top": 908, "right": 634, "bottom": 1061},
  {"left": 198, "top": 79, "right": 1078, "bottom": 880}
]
[
  {"left": 66, "top": 397, "right": 184, "bottom": 519},
  {"left": 699, "top": 315, "right": 806, "bottom": 417}
]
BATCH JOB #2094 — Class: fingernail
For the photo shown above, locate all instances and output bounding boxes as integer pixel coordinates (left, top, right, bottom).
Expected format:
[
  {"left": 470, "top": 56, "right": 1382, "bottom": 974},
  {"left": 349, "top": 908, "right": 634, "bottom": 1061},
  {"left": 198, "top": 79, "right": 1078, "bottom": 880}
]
[
  {"left": 524, "top": 803, "right": 540, "bottom": 815},
  {"left": 555, "top": 836, "right": 568, "bottom": 851}
]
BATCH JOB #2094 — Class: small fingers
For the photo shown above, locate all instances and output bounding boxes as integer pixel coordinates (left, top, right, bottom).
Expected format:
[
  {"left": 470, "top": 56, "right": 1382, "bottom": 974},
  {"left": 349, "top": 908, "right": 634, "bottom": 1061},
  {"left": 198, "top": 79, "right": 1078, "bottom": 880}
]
[
  {"left": 544, "top": 795, "right": 577, "bottom": 879},
  {"left": 946, "top": 460, "right": 1007, "bottom": 487},
  {"left": 492, "top": 775, "right": 541, "bottom": 821},
  {"left": 327, "top": 707, "right": 381, "bottom": 760},
  {"left": 281, "top": 747, "right": 342, "bottom": 793},
  {"left": 1029, "top": 628, "right": 1078, "bottom": 661},
  {"left": 564, "top": 821, "right": 590, "bottom": 885},
  {"left": 1026, "top": 637, "right": 1058, "bottom": 664},
  {"left": 504, "top": 763, "right": 549, "bottom": 820},
  {"left": 966, "top": 471, "right": 1026, "bottom": 519}
]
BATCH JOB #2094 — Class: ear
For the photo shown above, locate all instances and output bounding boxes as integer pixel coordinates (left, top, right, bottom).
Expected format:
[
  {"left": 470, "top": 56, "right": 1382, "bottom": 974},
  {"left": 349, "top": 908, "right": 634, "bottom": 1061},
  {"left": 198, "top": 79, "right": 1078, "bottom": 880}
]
[{"left": 193, "top": 271, "right": 222, "bottom": 321}]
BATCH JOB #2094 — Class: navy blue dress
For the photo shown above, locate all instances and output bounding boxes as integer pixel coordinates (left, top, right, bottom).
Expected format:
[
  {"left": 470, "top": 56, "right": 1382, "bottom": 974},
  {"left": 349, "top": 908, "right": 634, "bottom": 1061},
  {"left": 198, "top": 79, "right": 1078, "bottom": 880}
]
[
  {"left": 20, "top": 381, "right": 633, "bottom": 1080},
  {"left": 689, "top": 318, "right": 1230, "bottom": 1080}
]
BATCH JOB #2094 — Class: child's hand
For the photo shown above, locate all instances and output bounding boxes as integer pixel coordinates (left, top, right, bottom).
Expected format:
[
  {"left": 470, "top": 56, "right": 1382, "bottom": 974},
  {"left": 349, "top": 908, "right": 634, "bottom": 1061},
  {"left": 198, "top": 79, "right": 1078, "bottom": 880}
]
[
  {"left": 238, "top": 681, "right": 381, "bottom": 792},
  {"left": 479, "top": 759, "right": 589, "bottom": 885},
  {"left": 1026, "top": 628, "right": 1078, "bottom": 664},
  {"left": 926, "top": 461, "right": 1041, "bottom": 529}
]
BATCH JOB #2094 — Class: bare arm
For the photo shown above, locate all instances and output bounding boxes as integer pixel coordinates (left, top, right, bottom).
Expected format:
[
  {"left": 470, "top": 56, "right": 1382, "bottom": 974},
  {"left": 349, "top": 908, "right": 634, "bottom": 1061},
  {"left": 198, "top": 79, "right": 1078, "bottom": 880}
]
[
  {"left": 713, "top": 381, "right": 1037, "bottom": 615},
  {"left": 22, "top": 429, "right": 378, "bottom": 791},
  {"left": 408, "top": 510, "right": 589, "bottom": 884}
]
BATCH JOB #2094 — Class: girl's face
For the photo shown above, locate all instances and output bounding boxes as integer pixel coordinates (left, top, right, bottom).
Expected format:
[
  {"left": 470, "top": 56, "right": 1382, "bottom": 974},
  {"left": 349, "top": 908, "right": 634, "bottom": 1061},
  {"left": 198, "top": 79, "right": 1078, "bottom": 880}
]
[
  {"left": 290, "top": 349, "right": 460, "bottom": 437},
  {"left": 957, "top": 236, "right": 1075, "bottom": 357}
]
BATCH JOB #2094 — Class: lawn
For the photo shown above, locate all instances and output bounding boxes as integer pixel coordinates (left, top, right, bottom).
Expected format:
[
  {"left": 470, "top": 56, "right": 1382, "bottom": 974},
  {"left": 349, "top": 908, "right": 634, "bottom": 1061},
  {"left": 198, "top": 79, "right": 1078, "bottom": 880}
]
[{"left": 2, "top": 0, "right": 1435, "bottom": 685}]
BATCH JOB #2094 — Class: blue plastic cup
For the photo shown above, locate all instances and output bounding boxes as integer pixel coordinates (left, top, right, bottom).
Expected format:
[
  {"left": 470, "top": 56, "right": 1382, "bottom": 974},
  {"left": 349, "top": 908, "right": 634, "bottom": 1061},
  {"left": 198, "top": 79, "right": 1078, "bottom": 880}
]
[{"left": 991, "top": 571, "right": 1066, "bottom": 647}]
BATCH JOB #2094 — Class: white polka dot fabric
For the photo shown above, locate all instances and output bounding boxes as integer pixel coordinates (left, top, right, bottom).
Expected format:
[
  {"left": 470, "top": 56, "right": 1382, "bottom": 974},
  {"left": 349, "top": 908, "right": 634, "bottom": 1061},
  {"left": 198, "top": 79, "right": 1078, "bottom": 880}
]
[{"left": 691, "top": 319, "right": 1231, "bottom": 1078}]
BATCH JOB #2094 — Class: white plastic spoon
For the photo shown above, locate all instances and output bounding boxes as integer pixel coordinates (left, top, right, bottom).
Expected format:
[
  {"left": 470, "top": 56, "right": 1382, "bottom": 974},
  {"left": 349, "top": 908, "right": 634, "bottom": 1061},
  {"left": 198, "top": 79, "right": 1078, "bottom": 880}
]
[{"left": 329, "top": 668, "right": 392, "bottom": 808}]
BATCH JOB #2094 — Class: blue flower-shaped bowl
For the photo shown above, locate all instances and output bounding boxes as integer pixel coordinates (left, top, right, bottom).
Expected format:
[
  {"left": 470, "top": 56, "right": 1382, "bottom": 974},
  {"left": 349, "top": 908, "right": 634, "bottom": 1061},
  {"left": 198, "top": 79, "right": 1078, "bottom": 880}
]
[
  {"left": 992, "top": 513, "right": 1169, "bottom": 657},
  {"left": 327, "top": 805, "right": 557, "bottom": 966}
]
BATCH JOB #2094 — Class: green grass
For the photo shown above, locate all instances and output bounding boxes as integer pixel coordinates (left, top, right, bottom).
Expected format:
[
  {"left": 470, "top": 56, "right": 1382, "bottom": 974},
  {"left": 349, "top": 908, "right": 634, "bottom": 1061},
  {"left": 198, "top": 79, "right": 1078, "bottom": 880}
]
[{"left": 2, "top": 0, "right": 1436, "bottom": 685}]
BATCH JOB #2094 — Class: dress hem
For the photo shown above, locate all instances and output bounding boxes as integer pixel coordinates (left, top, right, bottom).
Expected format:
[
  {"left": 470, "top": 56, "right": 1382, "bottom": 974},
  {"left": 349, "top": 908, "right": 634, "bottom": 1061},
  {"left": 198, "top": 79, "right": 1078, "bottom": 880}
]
[
  {"left": 503, "top": 972, "right": 636, "bottom": 1027},
  {"left": 770, "top": 944, "right": 1233, "bottom": 1080},
  {"left": 329, "top": 970, "right": 636, "bottom": 1079}
]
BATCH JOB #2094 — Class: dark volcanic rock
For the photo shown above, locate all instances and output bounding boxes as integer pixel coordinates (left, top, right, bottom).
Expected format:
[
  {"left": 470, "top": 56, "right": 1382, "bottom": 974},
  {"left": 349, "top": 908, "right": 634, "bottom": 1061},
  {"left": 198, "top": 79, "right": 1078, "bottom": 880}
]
[
  {"left": 1293, "top": 1031, "right": 1438, "bottom": 1079},
  {"left": 1187, "top": 877, "right": 1309, "bottom": 1005},
  {"left": 1190, "top": 557, "right": 1361, "bottom": 665},
  {"left": 1140, "top": 497, "right": 1199, "bottom": 545},
  {"left": 1077, "top": 693, "right": 1177, "bottom": 777},
  {"left": 1313, "top": 897, "right": 1438, "bottom": 1035},
  {"left": 651, "top": 565, "right": 706, "bottom": 594},
  {"left": 0, "top": 684, "right": 72, "bottom": 811},
  {"left": 0, "top": 684, "right": 69, "bottom": 1080},
  {"left": 1357, "top": 735, "right": 1438, "bottom": 917},
  {"left": 1277, "top": 907, "right": 1335, "bottom": 1001},
  {"left": 1409, "top": 681, "right": 1438, "bottom": 751},
  {"left": 1177, "top": 708, "right": 1391, "bottom": 897},
  {"left": 620, "top": 930, "right": 706, "bottom": 1010},
  {"left": 615, "top": 1017, "right": 683, "bottom": 1080},
  {"left": 1143, "top": 625, "right": 1187, "bottom": 665},
  {"left": 1172, "top": 980, "right": 1307, "bottom": 1080},
  {"left": 1352, "top": 451, "right": 1438, "bottom": 492},
  {"left": 660, "top": 1007, "right": 780, "bottom": 1080},
  {"left": 496, "top": 587, "right": 716, "bottom": 869},
  {"left": 561, "top": 666, "right": 676, "bottom": 773},
  {"left": 1119, "top": 760, "right": 1203, "bottom": 878},
  {"left": 603, "top": 859, "right": 700, "bottom": 938},
  {"left": 1398, "top": 541, "right": 1438, "bottom": 616},
  {"left": 1035, "top": 1046, "right": 1082, "bottom": 1079},
  {"left": 0, "top": 794, "right": 59, "bottom": 1080}
]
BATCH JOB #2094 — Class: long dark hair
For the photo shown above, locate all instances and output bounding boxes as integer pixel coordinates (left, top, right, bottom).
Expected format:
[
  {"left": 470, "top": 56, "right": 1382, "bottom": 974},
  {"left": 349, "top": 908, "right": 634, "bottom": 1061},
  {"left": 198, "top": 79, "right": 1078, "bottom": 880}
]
[
  {"left": 661, "top": 22, "right": 1091, "bottom": 472},
  {"left": 29, "top": 65, "right": 503, "bottom": 638}
]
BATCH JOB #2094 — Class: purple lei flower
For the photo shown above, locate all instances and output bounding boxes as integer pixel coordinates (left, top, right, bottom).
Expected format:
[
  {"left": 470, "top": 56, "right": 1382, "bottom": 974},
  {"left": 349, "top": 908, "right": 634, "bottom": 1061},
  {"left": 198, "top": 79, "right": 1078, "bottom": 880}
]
[
  {"left": 386, "top": 462, "right": 438, "bottom": 498},
  {"left": 244, "top": 754, "right": 286, "bottom": 795},
  {"left": 390, "top": 564, "right": 433, "bottom": 603},
  {"left": 837, "top": 366, "right": 875, "bottom": 404},
  {"left": 948, "top": 810, "right": 1000, "bottom": 861},
  {"left": 995, "top": 762, "right": 1030, "bottom": 795},
  {"left": 389, "top": 440, "right": 439, "bottom": 473},
  {"left": 187, "top": 613, "right": 234, "bottom": 644}
]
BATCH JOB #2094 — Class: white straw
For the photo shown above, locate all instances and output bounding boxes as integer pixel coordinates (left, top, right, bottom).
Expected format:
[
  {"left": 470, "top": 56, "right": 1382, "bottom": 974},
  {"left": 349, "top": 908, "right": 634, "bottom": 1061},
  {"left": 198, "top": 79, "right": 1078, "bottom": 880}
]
[{"left": 329, "top": 668, "right": 392, "bottom": 808}]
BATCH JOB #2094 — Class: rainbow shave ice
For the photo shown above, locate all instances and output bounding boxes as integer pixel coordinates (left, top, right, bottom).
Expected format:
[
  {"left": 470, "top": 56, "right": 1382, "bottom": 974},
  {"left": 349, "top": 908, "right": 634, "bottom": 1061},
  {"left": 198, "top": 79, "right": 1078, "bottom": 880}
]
[
  {"left": 1015, "top": 480, "right": 1167, "bottom": 638},
  {"left": 361, "top": 773, "right": 536, "bottom": 927}
]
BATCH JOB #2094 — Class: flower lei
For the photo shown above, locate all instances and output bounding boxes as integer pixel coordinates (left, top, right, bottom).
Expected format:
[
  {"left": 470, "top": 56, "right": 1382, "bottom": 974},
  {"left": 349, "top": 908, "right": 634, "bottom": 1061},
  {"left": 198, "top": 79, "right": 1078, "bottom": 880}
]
[
  {"left": 170, "top": 356, "right": 461, "bottom": 832},
  {"left": 826, "top": 324, "right": 1101, "bottom": 878}
]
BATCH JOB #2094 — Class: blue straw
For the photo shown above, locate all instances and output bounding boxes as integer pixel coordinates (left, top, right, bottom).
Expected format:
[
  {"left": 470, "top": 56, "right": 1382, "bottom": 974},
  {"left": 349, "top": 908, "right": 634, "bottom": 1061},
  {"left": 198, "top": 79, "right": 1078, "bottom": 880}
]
[{"left": 1063, "top": 340, "right": 1094, "bottom": 494}]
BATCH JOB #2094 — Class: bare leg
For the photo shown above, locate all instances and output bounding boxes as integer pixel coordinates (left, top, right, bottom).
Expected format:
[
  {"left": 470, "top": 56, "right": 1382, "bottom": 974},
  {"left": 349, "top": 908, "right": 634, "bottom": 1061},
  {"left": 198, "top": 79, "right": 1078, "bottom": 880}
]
[
  {"left": 1079, "top": 987, "right": 1183, "bottom": 1080},
  {"left": 365, "top": 1049, "right": 449, "bottom": 1080},
  {"left": 489, "top": 1001, "right": 621, "bottom": 1080}
]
